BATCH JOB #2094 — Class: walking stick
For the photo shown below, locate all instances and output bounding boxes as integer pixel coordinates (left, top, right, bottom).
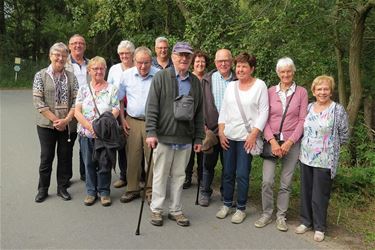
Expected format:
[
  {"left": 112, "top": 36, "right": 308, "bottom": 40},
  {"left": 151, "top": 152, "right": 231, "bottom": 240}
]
[
  {"left": 195, "top": 152, "right": 205, "bottom": 205},
  {"left": 135, "top": 148, "right": 154, "bottom": 236}
]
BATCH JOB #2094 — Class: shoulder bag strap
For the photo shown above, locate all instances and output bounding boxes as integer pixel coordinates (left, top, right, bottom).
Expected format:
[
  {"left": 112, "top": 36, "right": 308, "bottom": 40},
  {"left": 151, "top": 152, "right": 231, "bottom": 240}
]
[
  {"left": 234, "top": 82, "right": 251, "bottom": 132},
  {"left": 88, "top": 83, "right": 101, "bottom": 116},
  {"left": 278, "top": 87, "right": 296, "bottom": 133}
]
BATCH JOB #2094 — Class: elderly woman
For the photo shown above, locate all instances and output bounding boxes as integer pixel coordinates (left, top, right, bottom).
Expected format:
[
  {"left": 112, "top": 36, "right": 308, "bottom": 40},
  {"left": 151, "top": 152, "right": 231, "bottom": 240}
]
[
  {"left": 107, "top": 40, "right": 135, "bottom": 189},
  {"left": 33, "top": 42, "right": 79, "bottom": 202},
  {"left": 75, "top": 56, "right": 120, "bottom": 206},
  {"left": 217, "top": 52, "right": 269, "bottom": 224},
  {"left": 255, "top": 57, "right": 308, "bottom": 231},
  {"left": 183, "top": 51, "right": 209, "bottom": 189},
  {"left": 295, "top": 75, "right": 349, "bottom": 242}
]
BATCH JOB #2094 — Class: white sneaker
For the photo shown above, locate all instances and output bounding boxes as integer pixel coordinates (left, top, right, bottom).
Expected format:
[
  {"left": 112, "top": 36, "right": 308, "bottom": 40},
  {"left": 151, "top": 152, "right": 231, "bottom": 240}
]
[
  {"left": 295, "top": 224, "right": 311, "bottom": 234},
  {"left": 231, "top": 209, "right": 246, "bottom": 224},
  {"left": 254, "top": 215, "right": 272, "bottom": 228},
  {"left": 314, "top": 231, "right": 325, "bottom": 242},
  {"left": 216, "top": 206, "right": 232, "bottom": 219}
]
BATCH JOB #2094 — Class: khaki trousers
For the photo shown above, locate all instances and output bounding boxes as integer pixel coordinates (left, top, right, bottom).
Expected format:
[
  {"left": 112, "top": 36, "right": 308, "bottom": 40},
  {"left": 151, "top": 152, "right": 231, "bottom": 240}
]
[
  {"left": 125, "top": 116, "right": 152, "bottom": 193},
  {"left": 150, "top": 143, "right": 191, "bottom": 215}
]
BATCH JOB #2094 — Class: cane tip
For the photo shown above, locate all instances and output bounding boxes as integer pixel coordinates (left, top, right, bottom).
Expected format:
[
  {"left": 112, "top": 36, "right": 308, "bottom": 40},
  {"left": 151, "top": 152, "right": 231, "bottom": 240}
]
[{"left": 135, "top": 231, "right": 140, "bottom": 235}]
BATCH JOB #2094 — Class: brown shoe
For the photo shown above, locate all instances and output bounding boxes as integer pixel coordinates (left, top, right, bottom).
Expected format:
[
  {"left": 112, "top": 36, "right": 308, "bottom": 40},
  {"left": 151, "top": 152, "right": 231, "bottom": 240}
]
[
  {"left": 150, "top": 212, "right": 163, "bottom": 226},
  {"left": 113, "top": 179, "right": 127, "bottom": 188},
  {"left": 84, "top": 195, "right": 96, "bottom": 206},
  {"left": 168, "top": 213, "right": 190, "bottom": 227},
  {"left": 120, "top": 192, "right": 140, "bottom": 203},
  {"left": 100, "top": 196, "right": 112, "bottom": 207}
]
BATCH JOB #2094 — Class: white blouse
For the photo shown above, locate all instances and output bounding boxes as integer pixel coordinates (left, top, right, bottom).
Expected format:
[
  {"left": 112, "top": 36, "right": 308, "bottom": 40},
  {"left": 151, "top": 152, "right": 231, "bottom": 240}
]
[{"left": 218, "top": 79, "right": 269, "bottom": 141}]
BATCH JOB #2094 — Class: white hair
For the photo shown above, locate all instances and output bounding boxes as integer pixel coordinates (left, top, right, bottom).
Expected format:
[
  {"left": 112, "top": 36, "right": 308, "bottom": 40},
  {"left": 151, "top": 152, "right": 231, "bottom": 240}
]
[
  {"left": 49, "top": 42, "right": 69, "bottom": 55},
  {"left": 155, "top": 36, "right": 168, "bottom": 46},
  {"left": 276, "top": 57, "right": 296, "bottom": 73},
  {"left": 117, "top": 40, "right": 135, "bottom": 54},
  {"left": 134, "top": 46, "right": 152, "bottom": 58}
]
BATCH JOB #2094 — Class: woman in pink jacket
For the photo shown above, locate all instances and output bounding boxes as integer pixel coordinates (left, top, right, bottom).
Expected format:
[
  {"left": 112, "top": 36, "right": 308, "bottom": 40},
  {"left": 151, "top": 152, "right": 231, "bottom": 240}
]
[{"left": 254, "top": 57, "right": 308, "bottom": 231}]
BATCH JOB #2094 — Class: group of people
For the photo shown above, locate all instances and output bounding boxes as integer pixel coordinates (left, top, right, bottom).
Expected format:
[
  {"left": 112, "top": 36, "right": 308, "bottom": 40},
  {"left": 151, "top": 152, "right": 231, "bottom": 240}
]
[{"left": 32, "top": 34, "right": 349, "bottom": 242}]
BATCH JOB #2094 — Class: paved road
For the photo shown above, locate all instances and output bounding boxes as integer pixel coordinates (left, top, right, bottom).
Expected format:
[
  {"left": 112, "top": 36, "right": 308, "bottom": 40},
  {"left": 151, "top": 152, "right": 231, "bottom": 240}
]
[{"left": 1, "top": 90, "right": 337, "bottom": 249}]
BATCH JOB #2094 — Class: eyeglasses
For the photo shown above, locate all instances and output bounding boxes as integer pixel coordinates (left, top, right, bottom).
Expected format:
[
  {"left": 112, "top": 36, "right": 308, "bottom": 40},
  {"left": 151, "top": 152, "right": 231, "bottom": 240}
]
[
  {"left": 174, "top": 53, "right": 192, "bottom": 58},
  {"left": 91, "top": 67, "right": 106, "bottom": 72},
  {"left": 215, "top": 59, "right": 231, "bottom": 65},
  {"left": 156, "top": 47, "right": 168, "bottom": 50},
  {"left": 69, "top": 42, "right": 85, "bottom": 46},
  {"left": 52, "top": 53, "right": 68, "bottom": 59},
  {"left": 119, "top": 52, "right": 132, "bottom": 56},
  {"left": 135, "top": 61, "right": 151, "bottom": 66}
]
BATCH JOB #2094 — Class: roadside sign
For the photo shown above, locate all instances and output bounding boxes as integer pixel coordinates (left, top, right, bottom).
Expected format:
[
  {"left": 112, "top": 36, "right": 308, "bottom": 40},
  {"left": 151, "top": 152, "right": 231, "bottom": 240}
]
[
  {"left": 14, "top": 65, "right": 21, "bottom": 72},
  {"left": 15, "top": 57, "right": 21, "bottom": 64}
]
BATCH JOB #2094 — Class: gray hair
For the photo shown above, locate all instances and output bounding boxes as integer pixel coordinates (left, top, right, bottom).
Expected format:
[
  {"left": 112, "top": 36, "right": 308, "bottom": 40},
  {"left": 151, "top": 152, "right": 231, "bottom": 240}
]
[
  {"left": 134, "top": 46, "right": 152, "bottom": 58},
  {"left": 69, "top": 34, "right": 85, "bottom": 44},
  {"left": 117, "top": 40, "right": 135, "bottom": 54},
  {"left": 49, "top": 42, "right": 69, "bottom": 55},
  {"left": 155, "top": 36, "right": 168, "bottom": 46},
  {"left": 276, "top": 57, "right": 296, "bottom": 73}
]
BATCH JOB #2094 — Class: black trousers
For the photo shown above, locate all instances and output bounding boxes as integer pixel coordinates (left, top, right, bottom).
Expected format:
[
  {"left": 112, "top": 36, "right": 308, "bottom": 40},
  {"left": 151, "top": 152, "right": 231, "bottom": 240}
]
[
  {"left": 185, "top": 148, "right": 203, "bottom": 182},
  {"left": 37, "top": 126, "right": 77, "bottom": 191},
  {"left": 300, "top": 163, "right": 333, "bottom": 232}
]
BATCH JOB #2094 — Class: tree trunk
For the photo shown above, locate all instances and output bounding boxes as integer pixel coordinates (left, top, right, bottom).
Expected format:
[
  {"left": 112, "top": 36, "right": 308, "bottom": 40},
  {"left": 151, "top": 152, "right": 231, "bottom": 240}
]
[
  {"left": 333, "top": 2, "right": 347, "bottom": 107},
  {"left": 0, "top": 0, "right": 5, "bottom": 35},
  {"left": 364, "top": 96, "right": 374, "bottom": 141},
  {"left": 346, "top": 2, "right": 373, "bottom": 134}
]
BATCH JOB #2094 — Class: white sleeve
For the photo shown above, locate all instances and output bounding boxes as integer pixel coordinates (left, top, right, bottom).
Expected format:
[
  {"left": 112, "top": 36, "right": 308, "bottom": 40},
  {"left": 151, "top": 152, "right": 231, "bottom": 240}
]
[
  {"left": 218, "top": 85, "right": 230, "bottom": 124},
  {"left": 254, "top": 81, "right": 269, "bottom": 131}
]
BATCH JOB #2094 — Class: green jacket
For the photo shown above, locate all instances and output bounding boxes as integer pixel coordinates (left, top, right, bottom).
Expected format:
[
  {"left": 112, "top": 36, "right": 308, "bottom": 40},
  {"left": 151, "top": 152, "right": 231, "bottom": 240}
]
[{"left": 145, "top": 67, "right": 205, "bottom": 145}]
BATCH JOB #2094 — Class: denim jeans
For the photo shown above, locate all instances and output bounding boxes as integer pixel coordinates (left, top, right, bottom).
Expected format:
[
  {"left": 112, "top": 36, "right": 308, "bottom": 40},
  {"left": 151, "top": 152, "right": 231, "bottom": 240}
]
[
  {"left": 200, "top": 142, "right": 224, "bottom": 197},
  {"left": 36, "top": 126, "right": 77, "bottom": 191},
  {"left": 80, "top": 137, "right": 111, "bottom": 197},
  {"left": 223, "top": 139, "right": 252, "bottom": 210}
]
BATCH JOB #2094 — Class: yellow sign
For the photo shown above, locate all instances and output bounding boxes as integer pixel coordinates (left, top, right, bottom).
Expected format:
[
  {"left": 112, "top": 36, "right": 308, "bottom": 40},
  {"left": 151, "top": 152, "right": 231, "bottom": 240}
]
[{"left": 15, "top": 57, "right": 21, "bottom": 64}]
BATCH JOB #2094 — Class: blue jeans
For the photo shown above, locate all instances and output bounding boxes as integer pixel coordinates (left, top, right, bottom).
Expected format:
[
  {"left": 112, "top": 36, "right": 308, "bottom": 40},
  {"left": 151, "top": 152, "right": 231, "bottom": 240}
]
[
  {"left": 80, "top": 137, "right": 111, "bottom": 197},
  {"left": 223, "top": 139, "right": 252, "bottom": 210}
]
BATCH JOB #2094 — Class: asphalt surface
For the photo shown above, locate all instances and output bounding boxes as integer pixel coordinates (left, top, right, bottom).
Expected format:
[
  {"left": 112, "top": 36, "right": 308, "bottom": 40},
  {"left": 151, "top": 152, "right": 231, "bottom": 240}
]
[{"left": 1, "top": 90, "right": 332, "bottom": 249}]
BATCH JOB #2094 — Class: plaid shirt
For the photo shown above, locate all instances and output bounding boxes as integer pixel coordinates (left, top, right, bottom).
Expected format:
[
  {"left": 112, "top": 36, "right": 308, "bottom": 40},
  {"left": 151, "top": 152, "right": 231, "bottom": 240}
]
[{"left": 211, "top": 71, "right": 232, "bottom": 112}]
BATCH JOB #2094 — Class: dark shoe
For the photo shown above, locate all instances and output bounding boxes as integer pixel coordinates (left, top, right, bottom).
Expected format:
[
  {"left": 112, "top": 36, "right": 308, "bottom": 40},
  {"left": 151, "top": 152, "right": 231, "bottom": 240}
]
[
  {"left": 183, "top": 179, "right": 192, "bottom": 189},
  {"left": 57, "top": 188, "right": 72, "bottom": 201},
  {"left": 168, "top": 213, "right": 190, "bottom": 227},
  {"left": 120, "top": 192, "right": 140, "bottom": 203},
  {"left": 35, "top": 190, "right": 48, "bottom": 203},
  {"left": 150, "top": 212, "right": 163, "bottom": 226},
  {"left": 198, "top": 194, "right": 210, "bottom": 207},
  {"left": 80, "top": 175, "right": 86, "bottom": 181}
]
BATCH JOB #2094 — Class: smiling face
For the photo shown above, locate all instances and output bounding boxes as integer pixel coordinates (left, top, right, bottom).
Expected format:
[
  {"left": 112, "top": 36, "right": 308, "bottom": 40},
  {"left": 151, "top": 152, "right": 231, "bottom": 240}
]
[
  {"left": 134, "top": 51, "right": 152, "bottom": 77},
  {"left": 277, "top": 65, "right": 294, "bottom": 85},
  {"left": 193, "top": 56, "right": 206, "bottom": 75},
  {"left": 68, "top": 36, "right": 86, "bottom": 59},
  {"left": 235, "top": 62, "right": 254, "bottom": 82},
  {"left": 313, "top": 80, "right": 332, "bottom": 105},
  {"left": 88, "top": 62, "right": 106, "bottom": 83},
  {"left": 172, "top": 52, "right": 193, "bottom": 75},
  {"left": 49, "top": 49, "right": 68, "bottom": 72},
  {"left": 214, "top": 49, "right": 232, "bottom": 78},
  {"left": 155, "top": 41, "right": 169, "bottom": 60},
  {"left": 118, "top": 48, "right": 133, "bottom": 67}
]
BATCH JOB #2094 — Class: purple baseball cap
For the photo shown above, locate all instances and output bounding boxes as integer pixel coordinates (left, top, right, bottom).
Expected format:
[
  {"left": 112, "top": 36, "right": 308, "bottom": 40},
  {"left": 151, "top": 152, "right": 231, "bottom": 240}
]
[{"left": 172, "top": 42, "right": 193, "bottom": 54}]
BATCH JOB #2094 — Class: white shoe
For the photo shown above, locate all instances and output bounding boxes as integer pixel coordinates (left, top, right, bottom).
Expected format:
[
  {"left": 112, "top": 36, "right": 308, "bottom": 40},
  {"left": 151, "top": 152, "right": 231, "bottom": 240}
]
[
  {"left": 295, "top": 224, "right": 311, "bottom": 234},
  {"left": 231, "top": 209, "right": 246, "bottom": 224},
  {"left": 314, "top": 231, "right": 325, "bottom": 242},
  {"left": 254, "top": 215, "right": 272, "bottom": 228},
  {"left": 216, "top": 206, "right": 232, "bottom": 219}
]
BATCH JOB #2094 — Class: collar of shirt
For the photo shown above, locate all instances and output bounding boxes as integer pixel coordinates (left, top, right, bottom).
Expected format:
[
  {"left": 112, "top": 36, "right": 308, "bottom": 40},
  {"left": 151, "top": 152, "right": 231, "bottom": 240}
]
[
  {"left": 276, "top": 82, "right": 296, "bottom": 96},
  {"left": 70, "top": 55, "right": 89, "bottom": 65},
  {"left": 220, "top": 71, "right": 232, "bottom": 81},
  {"left": 175, "top": 69, "right": 190, "bottom": 80}
]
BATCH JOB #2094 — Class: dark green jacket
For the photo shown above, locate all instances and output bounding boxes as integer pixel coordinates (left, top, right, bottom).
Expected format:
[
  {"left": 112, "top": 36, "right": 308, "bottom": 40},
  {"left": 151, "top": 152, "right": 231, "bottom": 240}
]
[{"left": 145, "top": 67, "right": 205, "bottom": 145}]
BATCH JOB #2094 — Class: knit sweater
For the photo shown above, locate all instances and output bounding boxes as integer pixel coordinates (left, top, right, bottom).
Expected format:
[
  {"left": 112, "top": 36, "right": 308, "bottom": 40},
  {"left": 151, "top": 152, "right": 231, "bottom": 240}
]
[
  {"left": 145, "top": 67, "right": 205, "bottom": 145},
  {"left": 263, "top": 85, "right": 308, "bottom": 143}
]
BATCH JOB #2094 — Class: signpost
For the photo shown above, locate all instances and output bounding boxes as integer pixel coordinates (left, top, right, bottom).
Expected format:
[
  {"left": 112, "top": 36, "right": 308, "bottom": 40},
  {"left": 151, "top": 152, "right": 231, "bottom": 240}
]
[{"left": 14, "top": 57, "right": 21, "bottom": 81}]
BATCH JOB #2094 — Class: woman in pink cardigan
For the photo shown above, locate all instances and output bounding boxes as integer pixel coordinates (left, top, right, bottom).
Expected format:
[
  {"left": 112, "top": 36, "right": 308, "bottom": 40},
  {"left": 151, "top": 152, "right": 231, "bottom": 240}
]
[{"left": 254, "top": 57, "right": 308, "bottom": 231}]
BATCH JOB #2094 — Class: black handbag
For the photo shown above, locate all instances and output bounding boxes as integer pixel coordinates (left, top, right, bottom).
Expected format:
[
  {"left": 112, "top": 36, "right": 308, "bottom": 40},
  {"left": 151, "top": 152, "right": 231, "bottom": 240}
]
[
  {"left": 173, "top": 95, "right": 194, "bottom": 121},
  {"left": 260, "top": 90, "right": 295, "bottom": 160}
]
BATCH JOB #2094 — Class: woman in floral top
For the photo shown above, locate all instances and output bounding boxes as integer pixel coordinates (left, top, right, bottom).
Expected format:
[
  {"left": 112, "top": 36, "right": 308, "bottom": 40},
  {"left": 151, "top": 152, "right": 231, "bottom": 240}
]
[
  {"left": 295, "top": 75, "right": 349, "bottom": 242},
  {"left": 75, "top": 56, "right": 120, "bottom": 207}
]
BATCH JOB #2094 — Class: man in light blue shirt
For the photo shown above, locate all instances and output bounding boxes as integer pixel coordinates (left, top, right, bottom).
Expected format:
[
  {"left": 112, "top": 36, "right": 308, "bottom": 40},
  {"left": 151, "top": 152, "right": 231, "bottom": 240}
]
[{"left": 118, "top": 46, "right": 159, "bottom": 204}]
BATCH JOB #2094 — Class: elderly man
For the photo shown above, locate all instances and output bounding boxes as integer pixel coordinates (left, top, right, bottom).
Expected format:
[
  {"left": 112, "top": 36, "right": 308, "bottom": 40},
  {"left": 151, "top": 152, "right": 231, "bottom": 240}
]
[
  {"left": 151, "top": 36, "right": 172, "bottom": 69},
  {"left": 107, "top": 40, "right": 136, "bottom": 189},
  {"left": 65, "top": 34, "right": 90, "bottom": 182},
  {"left": 146, "top": 42, "right": 204, "bottom": 227},
  {"left": 117, "top": 46, "right": 159, "bottom": 204},
  {"left": 199, "top": 49, "right": 236, "bottom": 207}
]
